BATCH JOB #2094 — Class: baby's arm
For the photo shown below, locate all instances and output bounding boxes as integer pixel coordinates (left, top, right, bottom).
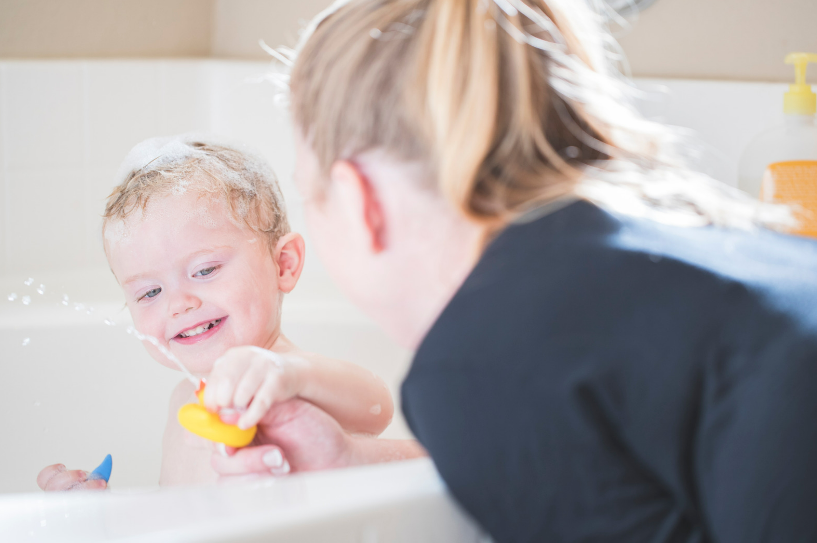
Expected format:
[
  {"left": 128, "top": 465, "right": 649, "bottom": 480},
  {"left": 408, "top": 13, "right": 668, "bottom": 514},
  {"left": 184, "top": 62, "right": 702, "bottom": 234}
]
[{"left": 204, "top": 335, "right": 394, "bottom": 436}]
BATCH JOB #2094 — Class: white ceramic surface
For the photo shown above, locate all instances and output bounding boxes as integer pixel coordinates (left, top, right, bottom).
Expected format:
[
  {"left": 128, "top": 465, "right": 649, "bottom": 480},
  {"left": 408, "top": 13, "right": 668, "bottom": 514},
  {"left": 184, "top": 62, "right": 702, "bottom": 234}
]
[{"left": 0, "top": 458, "right": 486, "bottom": 542}]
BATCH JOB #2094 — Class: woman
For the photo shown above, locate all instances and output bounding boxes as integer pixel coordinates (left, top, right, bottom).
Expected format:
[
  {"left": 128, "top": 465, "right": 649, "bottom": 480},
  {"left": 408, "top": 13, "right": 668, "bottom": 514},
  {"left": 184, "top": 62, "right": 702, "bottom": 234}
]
[{"left": 212, "top": 1, "right": 817, "bottom": 541}]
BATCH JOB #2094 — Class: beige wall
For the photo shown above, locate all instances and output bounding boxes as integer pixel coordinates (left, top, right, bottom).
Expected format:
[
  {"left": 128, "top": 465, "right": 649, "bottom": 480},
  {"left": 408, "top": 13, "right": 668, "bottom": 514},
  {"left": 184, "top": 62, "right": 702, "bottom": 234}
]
[
  {"left": 617, "top": 0, "right": 817, "bottom": 81},
  {"left": 211, "top": 0, "right": 331, "bottom": 57},
  {"left": 1, "top": 0, "right": 816, "bottom": 81},
  {"left": 0, "top": 0, "right": 213, "bottom": 58}
]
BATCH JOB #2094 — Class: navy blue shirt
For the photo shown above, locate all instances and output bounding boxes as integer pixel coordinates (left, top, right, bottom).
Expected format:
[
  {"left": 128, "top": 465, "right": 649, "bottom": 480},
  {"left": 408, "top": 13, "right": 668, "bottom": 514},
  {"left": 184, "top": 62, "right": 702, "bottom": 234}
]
[{"left": 402, "top": 200, "right": 817, "bottom": 543}]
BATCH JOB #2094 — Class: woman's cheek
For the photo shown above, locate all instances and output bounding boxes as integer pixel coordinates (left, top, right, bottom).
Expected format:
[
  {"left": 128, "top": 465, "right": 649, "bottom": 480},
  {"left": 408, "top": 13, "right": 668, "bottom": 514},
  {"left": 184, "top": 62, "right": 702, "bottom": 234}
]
[{"left": 305, "top": 206, "right": 342, "bottom": 272}]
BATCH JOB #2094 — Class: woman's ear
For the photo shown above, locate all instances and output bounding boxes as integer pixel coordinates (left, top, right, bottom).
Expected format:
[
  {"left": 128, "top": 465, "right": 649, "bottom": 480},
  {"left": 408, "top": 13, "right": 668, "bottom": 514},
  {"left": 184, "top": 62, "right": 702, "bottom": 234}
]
[
  {"left": 273, "top": 233, "right": 306, "bottom": 293},
  {"left": 330, "top": 160, "right": 387, "bottom": 253}
]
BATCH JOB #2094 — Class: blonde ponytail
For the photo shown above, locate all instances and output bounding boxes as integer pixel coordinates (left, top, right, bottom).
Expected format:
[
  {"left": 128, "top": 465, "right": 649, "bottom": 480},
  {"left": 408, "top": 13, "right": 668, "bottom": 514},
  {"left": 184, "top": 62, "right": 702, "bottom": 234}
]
[
  {"left": 419, "top": 0, "right": 500, "bottom": 217},
  {"left": 289, "top": 0, "right": 794, "bottom": 232}
]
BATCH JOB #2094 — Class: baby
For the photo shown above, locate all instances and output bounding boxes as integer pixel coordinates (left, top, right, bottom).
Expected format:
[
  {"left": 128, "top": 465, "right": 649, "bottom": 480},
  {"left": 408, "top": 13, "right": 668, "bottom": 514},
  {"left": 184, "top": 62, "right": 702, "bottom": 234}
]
[{"left": 36, "top": 135, "right": 394, "bottom": 490}]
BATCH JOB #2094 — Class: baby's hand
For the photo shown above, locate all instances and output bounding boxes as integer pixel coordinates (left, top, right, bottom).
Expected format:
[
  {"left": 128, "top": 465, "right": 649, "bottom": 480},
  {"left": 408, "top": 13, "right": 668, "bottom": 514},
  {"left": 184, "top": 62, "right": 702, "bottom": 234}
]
[
  {"left": 36, "top": 464, "right": 107, "bottom": 492},
  {"left": 204, "top": 346, "right": 307, "bottom": 431}
]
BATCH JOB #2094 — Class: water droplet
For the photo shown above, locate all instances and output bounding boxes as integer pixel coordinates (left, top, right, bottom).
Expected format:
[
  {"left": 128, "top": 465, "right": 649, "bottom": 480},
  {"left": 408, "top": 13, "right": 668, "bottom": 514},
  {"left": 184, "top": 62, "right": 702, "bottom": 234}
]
[
  {"left": 24, "top": 277, "right": 34, "bottom": 286},
  {"left": 33, "top": 400, "right": 41, "bottom": 407},
  {"left": 7, "top": 293, "right": 17, "bottom": 301},
  {"left": 564, "top": 146, "right": 580, "bottom": 159},
  {"left": 36, "top": 284, "right": 45, "bottom": 295},
  {"left": 62, "top": 294, "right": 69, "bottom": 306},
  {"left": 21, "top": 296, "right": 31, "bottom": 305},
  {"left": 22, "top": 338, "right": 30, "bottom": 346},
  {"left": 74, "top": 303, "right": 85, "bottom": 312},
  {"left": 126, "top": 326, "right": 135, "bottom": 334},
  {"left": 87, "top": 307, "right": 95, "bottom": 314},
  {"left": 104, "top": 318, "right": 116, "bottom": 326}
]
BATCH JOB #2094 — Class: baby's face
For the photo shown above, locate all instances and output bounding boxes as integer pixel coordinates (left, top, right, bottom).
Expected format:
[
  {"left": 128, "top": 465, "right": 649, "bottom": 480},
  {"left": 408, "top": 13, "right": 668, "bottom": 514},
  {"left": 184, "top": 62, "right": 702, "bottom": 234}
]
[{"left": 107, "top": 192, "right": 282, "bottom": 375}]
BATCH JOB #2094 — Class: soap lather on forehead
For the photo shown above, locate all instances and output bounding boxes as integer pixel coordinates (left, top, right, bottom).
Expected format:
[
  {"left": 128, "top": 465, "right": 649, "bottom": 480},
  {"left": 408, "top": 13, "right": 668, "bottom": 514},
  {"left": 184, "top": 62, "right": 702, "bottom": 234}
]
[{"left": 102, "top": 133, "right": 291, "bottom": 254}]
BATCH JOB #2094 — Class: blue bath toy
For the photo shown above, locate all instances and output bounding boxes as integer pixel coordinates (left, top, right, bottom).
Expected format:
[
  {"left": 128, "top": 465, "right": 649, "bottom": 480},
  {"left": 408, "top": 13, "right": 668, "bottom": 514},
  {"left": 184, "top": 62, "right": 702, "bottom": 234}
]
[{"left": 88, "top": 454, "right": 112, "bottom": 483}]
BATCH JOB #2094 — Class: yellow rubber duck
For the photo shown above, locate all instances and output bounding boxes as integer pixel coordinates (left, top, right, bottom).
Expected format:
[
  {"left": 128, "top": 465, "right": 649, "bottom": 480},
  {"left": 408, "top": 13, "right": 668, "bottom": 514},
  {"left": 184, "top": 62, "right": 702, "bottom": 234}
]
[{"left": 177, "top": 381, "right": 257, "bottom": 448}]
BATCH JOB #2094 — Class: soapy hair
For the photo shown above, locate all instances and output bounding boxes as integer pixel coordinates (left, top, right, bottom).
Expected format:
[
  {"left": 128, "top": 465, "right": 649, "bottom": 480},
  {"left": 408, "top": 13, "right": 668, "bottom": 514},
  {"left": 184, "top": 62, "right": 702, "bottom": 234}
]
[
  {"left": 288, "top": 0, "right": 795, "bottom": 232},
  {"left": 103, "top": 134, "right": 290, "bottom": 251}
]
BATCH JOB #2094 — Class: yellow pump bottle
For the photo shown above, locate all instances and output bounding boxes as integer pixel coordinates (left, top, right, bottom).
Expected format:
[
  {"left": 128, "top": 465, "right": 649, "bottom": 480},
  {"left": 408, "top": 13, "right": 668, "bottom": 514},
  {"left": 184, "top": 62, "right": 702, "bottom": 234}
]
[{"left": 738, "top": 53, "right": 817, "bottom": 238}]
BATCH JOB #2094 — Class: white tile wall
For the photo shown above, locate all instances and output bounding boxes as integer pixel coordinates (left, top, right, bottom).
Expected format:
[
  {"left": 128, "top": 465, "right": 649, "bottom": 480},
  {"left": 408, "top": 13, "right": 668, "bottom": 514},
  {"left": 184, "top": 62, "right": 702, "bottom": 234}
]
[
  {"left": 0, "top": 59, "right": 799, "bottom": 278},
  {"left": 5, "top": 169, "right": 86, "bottom": 273},
  {"left": 156, "top": 61, "right": 212, "bottom": 136},
  {"left": 636, "top": 79, "right": 790, "bottom": 187},
  {"left": 84, "top": 62, "right": 162, "bottom": 172},
  {"left": 2, "top": 63, "right": 85, "bottom": 172}
]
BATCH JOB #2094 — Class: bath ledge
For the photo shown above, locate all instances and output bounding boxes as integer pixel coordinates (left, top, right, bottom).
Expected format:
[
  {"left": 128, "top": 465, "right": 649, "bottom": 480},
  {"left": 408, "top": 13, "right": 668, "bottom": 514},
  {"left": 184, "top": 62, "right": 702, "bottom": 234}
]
[{"left": 0, "top": 458, "right": 485, "bottom": 543}]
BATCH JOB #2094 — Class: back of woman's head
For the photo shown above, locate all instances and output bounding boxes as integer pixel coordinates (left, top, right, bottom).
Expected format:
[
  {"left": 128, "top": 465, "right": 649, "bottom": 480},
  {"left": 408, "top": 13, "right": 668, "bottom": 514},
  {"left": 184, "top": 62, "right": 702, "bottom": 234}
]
[{"left": 290, "top": 0, "right": 793, "bottom": 232}]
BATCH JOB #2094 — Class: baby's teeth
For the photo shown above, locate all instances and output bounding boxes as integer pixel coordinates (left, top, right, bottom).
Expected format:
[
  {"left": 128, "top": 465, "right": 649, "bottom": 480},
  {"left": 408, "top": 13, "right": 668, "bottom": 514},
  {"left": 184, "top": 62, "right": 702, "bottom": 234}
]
[{"left": 182, "top": 320, "right": 219, "bottom": 338}]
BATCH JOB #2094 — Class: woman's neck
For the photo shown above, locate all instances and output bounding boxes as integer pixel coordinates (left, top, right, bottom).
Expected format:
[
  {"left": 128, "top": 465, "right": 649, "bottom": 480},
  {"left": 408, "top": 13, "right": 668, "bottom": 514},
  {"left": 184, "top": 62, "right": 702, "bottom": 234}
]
[{"left": 396, "top": 211, "right": 487, "bottom": 350}]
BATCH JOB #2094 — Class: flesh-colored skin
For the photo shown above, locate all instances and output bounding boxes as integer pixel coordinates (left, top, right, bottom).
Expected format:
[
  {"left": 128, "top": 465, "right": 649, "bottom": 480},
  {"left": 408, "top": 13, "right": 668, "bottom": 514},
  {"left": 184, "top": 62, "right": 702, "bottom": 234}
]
[
  {"left": 37, "top": 190, "right": 394, "bottom": 489},
  {"left": 209, "top": 137, "right": 487, "bottom": 477}
]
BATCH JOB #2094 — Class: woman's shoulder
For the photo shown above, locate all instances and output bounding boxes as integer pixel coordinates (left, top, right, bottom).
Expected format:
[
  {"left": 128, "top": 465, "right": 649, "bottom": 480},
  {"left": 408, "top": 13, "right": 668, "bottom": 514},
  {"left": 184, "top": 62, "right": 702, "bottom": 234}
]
[{"left": 414, "top": 200, "right": 817, "bottom": 372}]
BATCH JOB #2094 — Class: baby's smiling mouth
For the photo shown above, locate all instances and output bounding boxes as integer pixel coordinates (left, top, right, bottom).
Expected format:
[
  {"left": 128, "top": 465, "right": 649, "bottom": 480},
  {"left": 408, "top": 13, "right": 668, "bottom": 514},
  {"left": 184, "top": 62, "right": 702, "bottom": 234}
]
[{"left": 177, "top": 318, "right": 224, "bottom": 339}]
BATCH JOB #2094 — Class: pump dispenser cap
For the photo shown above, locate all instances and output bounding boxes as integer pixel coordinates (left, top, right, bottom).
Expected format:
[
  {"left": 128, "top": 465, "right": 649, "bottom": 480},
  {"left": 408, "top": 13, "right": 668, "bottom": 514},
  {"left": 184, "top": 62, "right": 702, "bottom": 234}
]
[{"left": 784, "top": 53, "right": 817, "bottom": 115}]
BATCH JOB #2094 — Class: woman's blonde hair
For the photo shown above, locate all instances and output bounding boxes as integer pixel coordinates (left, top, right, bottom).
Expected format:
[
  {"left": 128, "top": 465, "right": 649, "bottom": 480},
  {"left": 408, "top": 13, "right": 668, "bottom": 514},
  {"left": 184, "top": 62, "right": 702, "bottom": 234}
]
[
  {"left": 103, "top": 134, "right": 290, "bottom": 252},
  {"left": 288, "top": 0, "right": 794, "bottom": 232}
]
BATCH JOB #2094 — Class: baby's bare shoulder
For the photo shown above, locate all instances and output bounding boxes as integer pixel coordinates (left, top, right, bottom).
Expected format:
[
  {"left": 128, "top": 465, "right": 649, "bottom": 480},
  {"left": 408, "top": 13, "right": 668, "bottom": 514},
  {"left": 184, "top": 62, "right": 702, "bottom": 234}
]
[{"left": 168, "top": 379, "right": 197, "bottom": 412}]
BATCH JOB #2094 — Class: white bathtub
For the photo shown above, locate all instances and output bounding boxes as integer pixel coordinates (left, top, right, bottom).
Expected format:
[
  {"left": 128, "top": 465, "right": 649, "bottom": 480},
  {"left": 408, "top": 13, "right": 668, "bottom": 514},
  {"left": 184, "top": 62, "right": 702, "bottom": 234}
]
[
  {"left": 0, "top": 458, "right": 485, "bottom": 542},
  {"left": 0, "top": 269, "right": 486, "bottom": 540}
]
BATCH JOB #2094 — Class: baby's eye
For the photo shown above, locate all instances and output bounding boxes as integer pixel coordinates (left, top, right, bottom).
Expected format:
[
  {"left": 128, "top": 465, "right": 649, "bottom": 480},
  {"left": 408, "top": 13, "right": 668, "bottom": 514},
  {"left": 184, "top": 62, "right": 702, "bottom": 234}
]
[
  {"left": 140, "top": 287, "right": 161, "bottom": 301},
  {"left": 194, "top": 266, "right": 218, "bottom": 277}
]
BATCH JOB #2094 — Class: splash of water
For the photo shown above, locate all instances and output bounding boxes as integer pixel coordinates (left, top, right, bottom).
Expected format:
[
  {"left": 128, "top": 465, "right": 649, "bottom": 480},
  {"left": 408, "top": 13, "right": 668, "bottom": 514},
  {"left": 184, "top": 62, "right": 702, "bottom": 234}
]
[
  {"left": 36, "top": 284, "right": 45, "bottom": 295},
  {"left": 61, "top": 294, "right": 69, "bottom": 306},
  {"left": 126, "top": 326, "right": 199, "bottom": 386},
  {"left": 7, "top": 293, "right": 17, "bottom": 301},
  {"left": 23, "top": 278, "right": 33, "bottom": 286},
  {"left": 21, "top": 296, "right": 31, "bottom": 306}
]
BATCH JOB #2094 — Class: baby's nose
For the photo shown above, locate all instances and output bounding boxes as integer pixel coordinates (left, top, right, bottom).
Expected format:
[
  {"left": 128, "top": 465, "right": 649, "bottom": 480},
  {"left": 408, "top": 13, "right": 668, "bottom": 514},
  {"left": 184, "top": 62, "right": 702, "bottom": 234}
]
[{"left": 170, "top": 293, "right": 202, "bottom": 316}]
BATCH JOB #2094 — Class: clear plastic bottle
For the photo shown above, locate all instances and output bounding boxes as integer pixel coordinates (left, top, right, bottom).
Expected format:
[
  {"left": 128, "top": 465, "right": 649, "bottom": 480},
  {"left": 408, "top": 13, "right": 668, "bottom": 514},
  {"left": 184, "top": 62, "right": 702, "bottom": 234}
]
[{"left": 738, "top": 53, "right": 817, "bottom": 238}]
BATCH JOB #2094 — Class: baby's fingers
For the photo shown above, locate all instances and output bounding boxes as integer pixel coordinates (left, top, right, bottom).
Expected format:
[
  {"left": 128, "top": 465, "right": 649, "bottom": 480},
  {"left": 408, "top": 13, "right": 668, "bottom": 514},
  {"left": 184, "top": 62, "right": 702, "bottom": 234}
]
[
  {"left": 37, "top": 464, "right": 65, "bottom": 490},
  {"left": 205, "top": 352, "right": 251, "bottom": 411},
  {"left": 238, "top": 378, "right": 281, "bottom": 430},
  {"left": 232, "top": 362, "right": 269, "bottom": 410},
  {"left": 43, "top": 469, "right": 99, "bottom": 491}
]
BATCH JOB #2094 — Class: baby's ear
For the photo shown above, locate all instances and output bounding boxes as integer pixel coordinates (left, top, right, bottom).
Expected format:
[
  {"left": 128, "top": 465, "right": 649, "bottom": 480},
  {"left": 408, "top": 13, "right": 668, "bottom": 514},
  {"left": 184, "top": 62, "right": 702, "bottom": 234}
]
[{"left": 273, "top": 233, "right": 306, "bottom": 293}]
